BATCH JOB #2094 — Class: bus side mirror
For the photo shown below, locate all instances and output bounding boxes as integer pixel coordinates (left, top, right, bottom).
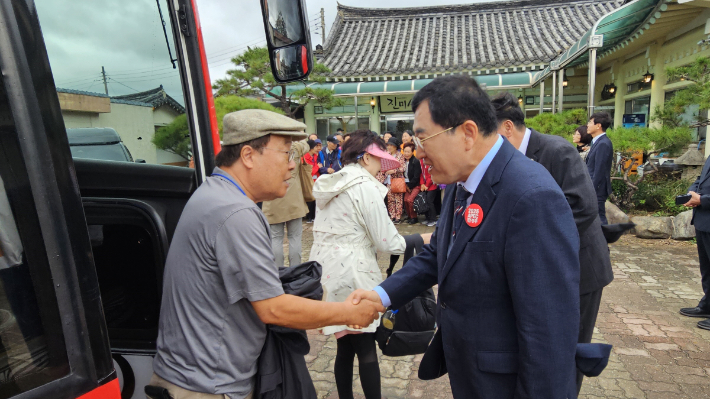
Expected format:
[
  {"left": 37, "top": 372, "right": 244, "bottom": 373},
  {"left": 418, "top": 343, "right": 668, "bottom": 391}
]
[{"left": 260, "top": 0, "right": 313, "bottom": 83}]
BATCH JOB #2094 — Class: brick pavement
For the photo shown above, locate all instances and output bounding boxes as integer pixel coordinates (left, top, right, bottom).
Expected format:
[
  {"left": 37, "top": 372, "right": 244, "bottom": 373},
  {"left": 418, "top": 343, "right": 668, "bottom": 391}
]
[{"left": 295, "top": 222, "right": 710, "bottom": 398}]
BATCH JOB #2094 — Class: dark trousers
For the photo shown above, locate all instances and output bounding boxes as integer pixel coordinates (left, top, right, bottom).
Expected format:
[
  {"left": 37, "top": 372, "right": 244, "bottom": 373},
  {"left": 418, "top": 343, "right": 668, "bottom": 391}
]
[
  {"left": 576, "top": 288, "right": 604, "bottom": 393},
  {"left": 597, "top": 198, "right": 608, "bottom": 225},
  {"left": 696, "top": 230, "right": 710, "bottom": 310},
  {"left": 424, "top": 189, "right": 438, "bottom": 222},
  {"left": 306, "top": 201, "right": 316, "bottom": 221}
]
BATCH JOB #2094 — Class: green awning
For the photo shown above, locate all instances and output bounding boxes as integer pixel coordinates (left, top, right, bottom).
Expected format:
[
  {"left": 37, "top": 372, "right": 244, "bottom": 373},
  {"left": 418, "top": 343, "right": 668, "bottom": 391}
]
[
  {"left": 532, "top": 0, "right": 666, "bottom": 86},
  {"left": 273, "top": 72, "right": 535, "bottom": 97}
]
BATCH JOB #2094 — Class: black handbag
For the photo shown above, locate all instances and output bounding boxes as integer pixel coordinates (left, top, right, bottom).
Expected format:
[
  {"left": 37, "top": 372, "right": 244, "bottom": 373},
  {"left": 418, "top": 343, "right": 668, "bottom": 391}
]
[
  {"left": 412, "top": 192, "right": 429, "bottom": 215},
  {"left": 377, "top": 235, "right": 437, "bottom": 357}
]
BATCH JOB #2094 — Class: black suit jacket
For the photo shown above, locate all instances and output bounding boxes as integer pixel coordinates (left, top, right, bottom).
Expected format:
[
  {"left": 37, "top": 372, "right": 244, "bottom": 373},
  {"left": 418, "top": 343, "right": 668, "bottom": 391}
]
[
  {"left": 526, "top": 129, "right": 613, "bottom": 294},
  {"left": 380, "top": 139, "right": 579, "bottom": 398},
  {"left": 585, "top": 134, "right": 613, "bottom": 198},
  {"left": 689, "top": 157, "right": 710, "bottom": 232},
  {"left": 404, "top": 156, "right": 422, "bottom": 190}
]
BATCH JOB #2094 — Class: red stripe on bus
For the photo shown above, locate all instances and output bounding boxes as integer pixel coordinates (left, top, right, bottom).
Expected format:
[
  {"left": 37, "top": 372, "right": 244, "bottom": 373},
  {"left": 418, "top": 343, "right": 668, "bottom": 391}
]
[
  {"left": 190, "top": 0, "right": 222, "bottom": 155},
  {"left": 301, "top": 46, "right": 309, "bottom": 74},
  {"left": 77, "top": 378, "right": 121, "bottom": 399}
]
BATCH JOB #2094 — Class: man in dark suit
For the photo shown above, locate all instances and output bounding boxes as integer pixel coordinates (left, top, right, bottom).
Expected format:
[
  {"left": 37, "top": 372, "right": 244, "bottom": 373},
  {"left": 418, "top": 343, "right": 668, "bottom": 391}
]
[
  {"left": 351, "top": 76, "right": 580, "bottom": 398},
  {"left": 680, "top": 157, "right": 710, "bottom": 329},
  {"left": 585, "top": 112, "right": 614, "bottom": 224},
  {"left": 492, "top": 92, "right": 614, "bottom": 392}
]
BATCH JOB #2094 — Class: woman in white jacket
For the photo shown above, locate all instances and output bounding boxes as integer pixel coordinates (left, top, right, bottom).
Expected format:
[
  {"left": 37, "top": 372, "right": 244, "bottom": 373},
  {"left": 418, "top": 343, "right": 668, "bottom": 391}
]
[{"left": 310, "top": 130, "right": 406, "bottom": 399}]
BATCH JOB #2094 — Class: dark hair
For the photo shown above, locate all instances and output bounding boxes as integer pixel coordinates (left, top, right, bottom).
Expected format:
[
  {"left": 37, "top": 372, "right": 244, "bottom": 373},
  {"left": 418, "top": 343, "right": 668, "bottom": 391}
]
[
  {"left": 575, "top": 125, "right": 592, "bottom": 145},
  {"left": 307, "top": 139, "right": 317, "bottom": 150},
  {"left": 215, "top": 134, "right": 270, "bottom": 167},
  {"left": 383, "top": 131, "right": 393, "bottom": 137},
  {"left": 589, "top": 112, "right": 612, "bottom": 132},
  {"left": 403, "top": 142, "right": 416, "bottom": 152},
  {"left": 412, "top": 75, "right": 498, "bottom": 136},
  {"left": 341, "top": 130, "right": 386, "bottom": 166},
  {"left": 403, "top": 130, "right": 413, "bottom": 136},
  {"left": 491, "top": 92, "right": 526, "bottom": 128}
]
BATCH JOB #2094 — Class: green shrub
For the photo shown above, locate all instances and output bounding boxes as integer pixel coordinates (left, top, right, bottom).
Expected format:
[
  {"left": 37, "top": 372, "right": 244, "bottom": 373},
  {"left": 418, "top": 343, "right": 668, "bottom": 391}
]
[
  {"left": 627, "top": 178, "right": 692, "bottom": 216},
  {"left": 525, "top": 108, "right": 587, "bottom": 140}
]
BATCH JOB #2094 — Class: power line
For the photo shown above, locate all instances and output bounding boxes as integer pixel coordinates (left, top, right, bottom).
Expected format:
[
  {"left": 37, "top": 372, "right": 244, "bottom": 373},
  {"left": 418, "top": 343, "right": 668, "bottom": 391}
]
[
  {"left": 108, "top": 77, "right": 141, "bottom": 93},
  {"left": 56, "top": 74, "right": 103, "bottom": 86}
]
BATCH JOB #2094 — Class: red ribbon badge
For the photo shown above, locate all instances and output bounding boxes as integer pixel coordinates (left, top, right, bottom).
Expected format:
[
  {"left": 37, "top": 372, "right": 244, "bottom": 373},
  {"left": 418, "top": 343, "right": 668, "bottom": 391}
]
[{"left": 464, "top": 204, "right": 484, "bottom": 228}]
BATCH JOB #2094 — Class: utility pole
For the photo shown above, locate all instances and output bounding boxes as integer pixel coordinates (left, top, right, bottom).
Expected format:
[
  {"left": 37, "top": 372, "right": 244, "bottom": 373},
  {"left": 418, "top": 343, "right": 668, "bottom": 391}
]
[
  {"left": 101, "top": 66, "right": 109, "bottom": 96},
  {"left": 320, "top": 8, "right": 326, "bottom": 43}
]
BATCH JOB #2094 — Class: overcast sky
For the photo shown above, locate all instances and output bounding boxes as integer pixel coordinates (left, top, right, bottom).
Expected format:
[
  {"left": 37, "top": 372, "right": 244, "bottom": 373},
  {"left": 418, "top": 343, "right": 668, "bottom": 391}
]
[{"left": 36, "top": 0, "right": 505, "bottom": 103}]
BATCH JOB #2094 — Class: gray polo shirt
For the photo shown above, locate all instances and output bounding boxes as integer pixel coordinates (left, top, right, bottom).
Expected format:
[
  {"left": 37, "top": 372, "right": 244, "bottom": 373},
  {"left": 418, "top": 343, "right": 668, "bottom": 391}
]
[{"left": 153, "top": 167, "right": 284, "bottom": 398}]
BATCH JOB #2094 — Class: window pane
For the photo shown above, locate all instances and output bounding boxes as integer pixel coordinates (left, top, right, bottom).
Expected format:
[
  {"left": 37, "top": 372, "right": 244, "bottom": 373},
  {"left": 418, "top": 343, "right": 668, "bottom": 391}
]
[
  {"left": 36, "top": 0, "right": 190, "bottom": 166},
  {"left": 0, "top": 70, "right": 70, "bottom": 399}
]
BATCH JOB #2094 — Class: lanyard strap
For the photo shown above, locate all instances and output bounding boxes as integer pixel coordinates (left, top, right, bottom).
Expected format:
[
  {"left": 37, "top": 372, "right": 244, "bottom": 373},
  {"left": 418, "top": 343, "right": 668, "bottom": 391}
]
[{"left": 212, "top": 173, "right": 246, "bottom": 196}]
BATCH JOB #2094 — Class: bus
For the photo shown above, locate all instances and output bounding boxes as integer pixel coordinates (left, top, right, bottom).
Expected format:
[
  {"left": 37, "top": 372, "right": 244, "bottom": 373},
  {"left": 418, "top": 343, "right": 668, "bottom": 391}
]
[{"left": 0, "top": 0, "right": 311, "bottom": 397}]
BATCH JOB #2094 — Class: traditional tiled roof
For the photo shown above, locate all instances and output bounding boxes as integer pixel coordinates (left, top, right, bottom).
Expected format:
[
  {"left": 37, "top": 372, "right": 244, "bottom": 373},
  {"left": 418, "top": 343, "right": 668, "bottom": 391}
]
[
  {"left": 321, "top": 0, "right": 624, "bottom": 79},
  {"left": 57, "top": 87, "right": 109, "bottom": 98},
  {"left": 112, "top": 85, "right": 185, "bottom": 113}
]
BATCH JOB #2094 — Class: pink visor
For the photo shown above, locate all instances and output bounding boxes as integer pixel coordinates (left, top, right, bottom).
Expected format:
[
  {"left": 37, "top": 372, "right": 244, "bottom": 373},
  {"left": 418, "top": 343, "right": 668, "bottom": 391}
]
[{"left": 365, "top": 144, "right": 401, "bottom": 172}]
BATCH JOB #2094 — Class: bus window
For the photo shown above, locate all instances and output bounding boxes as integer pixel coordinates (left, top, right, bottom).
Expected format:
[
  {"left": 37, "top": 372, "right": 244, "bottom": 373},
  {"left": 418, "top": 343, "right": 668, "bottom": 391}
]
[
  {"left": 36, "top": 0, "right": 191, "bottom": 167},
  {"left": 0, "top": 73, "right": 70, "bottom": 399}
]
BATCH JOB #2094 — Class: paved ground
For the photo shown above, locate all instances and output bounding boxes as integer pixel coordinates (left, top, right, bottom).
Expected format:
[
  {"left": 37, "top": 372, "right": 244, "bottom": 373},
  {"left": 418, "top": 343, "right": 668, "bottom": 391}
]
[{"left": 294, "top": 221, "right": 710, "bottom": 399}]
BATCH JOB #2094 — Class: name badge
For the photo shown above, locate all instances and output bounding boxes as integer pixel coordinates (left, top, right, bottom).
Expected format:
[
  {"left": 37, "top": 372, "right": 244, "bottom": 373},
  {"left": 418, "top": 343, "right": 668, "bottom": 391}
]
[{"left": 465, "top": 204, "right": 483, "bottom": 228}]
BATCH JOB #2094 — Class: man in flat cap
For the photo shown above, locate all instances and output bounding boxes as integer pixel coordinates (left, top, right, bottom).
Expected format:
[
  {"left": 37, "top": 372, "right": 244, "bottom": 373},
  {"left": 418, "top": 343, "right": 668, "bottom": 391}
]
[{"left": 151, "top": 109, "right": 384, "bottom": 399}]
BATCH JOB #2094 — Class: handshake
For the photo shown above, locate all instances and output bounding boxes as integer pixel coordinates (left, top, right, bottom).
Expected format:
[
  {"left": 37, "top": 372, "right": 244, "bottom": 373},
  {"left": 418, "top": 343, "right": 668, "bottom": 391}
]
[{"left": 342, "top": 289, "right": 386, "bottom": 329}]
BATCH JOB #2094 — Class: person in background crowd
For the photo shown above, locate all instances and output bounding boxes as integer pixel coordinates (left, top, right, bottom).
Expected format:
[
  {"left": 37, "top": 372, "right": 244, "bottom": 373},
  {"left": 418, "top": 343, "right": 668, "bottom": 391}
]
[
  {"left": 401, "top": 130, "right": 416, "bottom": 156},
  {"left": 383, "top": 131, "right": 392, "bottom": 143},
  {"left": 350, "top": 75, "right": 580, "bottom": 399},
  {"left": 318, "top": 135, "right": 342, "bottom": 175},
  {"left": 262, "top": 136, "right": 311, "bottom": 268},
  {"left": 309, "top": 134, "right": 318, "bottom": 141},
  {"left": 335, "top": 134, "right": 344, "bottom": 144},
  {"left": 680, "top": 156, "right": 710, "bottom": 330},
  {"left": 492, "top": 91, "right": 613, "bottom": 392},
  {"left": 309, "top": 130, "right": 410, "bottom": 399},
  {"left": 302, "top": 139, "right": 321, "bottom": 223},
  {"left": 377, "top": 137, "right": 406, "bottom": 223},
  {"left": 573, "top": 125, "right": 593, "bottom": 161},
  {"left": 585, "top": 112, "right": 614, "bottom": 225},
  {"left": 419, "top": 153, "right": 439, "bottom": 227},
  {"left": 402, "top": 142, "right": 422, "bottom": 224},
  {"left": 336, "top": 128, "right": 344, "bottom": 135},
  {"left": 152, "top": 109, "right": 383, "bottom": 398}
]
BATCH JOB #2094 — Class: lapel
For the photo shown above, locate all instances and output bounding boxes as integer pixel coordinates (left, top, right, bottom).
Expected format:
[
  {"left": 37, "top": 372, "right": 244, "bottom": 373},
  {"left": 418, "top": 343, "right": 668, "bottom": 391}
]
[
  {"left": 525, "top": 129, "right": 542, "bottom": 162},
  {"left": 586, "top": 134, "right": 606, "bottom": 163},
  {"left": 436, "top": 185, "right": 456, "bottom": 273},
  {"left": 699, "top": 158, "right": 710, "bottom": 186},
  {"left": 439, "top": 139, "right": 516, "bottom": 282}
]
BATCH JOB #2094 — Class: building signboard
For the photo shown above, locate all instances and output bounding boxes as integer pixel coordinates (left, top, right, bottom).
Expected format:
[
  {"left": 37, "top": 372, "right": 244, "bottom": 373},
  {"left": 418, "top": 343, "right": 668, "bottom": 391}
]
[{"left": 380, "top": 95, "right": 414, "bottom": 114}]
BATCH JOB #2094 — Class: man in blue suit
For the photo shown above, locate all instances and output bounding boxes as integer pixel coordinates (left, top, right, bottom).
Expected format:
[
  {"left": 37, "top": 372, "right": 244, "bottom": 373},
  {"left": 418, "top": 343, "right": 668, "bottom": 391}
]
[
  {"left": 585, "top": 112, "right": 614, "bottom": 224},
  {"left": 351, "top": 76, "right": 581, "bottom": 398},
  {"left": 680, "top": 157, "right": 710, "bottom": 329}
]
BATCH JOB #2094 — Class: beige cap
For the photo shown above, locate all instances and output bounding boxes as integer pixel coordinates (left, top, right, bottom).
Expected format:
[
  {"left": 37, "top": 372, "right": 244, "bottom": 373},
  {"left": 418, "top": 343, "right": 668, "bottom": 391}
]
[{"left": 222, "top": 109, "right": 308, "bottom": 145}]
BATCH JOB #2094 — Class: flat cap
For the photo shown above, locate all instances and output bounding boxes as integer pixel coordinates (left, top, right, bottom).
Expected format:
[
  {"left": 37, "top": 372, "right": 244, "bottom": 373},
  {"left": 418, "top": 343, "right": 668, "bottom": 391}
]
[{"left": 222, "top": 109, "right": 307, "bottom": 146}]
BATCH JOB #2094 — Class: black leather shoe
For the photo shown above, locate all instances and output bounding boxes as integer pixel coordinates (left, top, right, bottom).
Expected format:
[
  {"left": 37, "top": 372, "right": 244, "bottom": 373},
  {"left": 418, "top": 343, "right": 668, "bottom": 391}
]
[
  {"left": 698, "top": 318, "right": 710, "bottom": 330},
  {"left": 680, "top": 307, "right": 710, "bottom": 318}
]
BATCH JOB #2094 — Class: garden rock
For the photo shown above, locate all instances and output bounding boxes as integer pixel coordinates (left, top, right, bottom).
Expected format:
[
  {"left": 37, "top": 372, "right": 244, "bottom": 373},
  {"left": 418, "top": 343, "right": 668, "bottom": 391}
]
[
  {"left": 631, "top": 216, "right": 674, "bottom": 239},
  {"left": 672, "top": 210, "right": 696, "bottom": 240},
  {"left": 606, "top": 201, "right": 631, "bottom": 225}
]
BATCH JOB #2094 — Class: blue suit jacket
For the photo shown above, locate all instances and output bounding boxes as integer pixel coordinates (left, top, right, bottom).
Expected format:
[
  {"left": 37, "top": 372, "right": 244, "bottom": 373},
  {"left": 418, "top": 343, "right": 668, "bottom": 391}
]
[
  {"left": 585, "top": 134, "right": 613, "bottom": 198},
  {"left": 380, "top": 139, "right": 580, "bottom": 398},
  {"left": 689, "top": 157, "right": 710, "bottom": 232}
]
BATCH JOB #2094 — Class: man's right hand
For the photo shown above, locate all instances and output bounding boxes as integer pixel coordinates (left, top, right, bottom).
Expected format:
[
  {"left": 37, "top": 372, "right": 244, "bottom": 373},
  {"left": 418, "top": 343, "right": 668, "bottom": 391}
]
[
  {"left": 421, "top": 185, "right": 428, "bottom": 191},
  {"left": 685, "top": 191, "right": 701, "bottom": 207},
  {"left": 328, "top": 168, "right": 335, "bottom": 174},
  {"left": 343, "top": 289, "right": 385, "bottom": 329}
]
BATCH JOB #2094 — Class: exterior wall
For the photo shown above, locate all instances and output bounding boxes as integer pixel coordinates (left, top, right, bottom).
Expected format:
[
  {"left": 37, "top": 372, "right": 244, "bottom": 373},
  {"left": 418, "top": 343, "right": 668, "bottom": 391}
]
[
  {"left": 592, "top": 19, "right": 710, "bottom": 156},
  {"left": 62, "top": 102, "right": 186, "bottom": 165},
  {"left": 153, "top": 105, "right": 180, "bottom": 127}
]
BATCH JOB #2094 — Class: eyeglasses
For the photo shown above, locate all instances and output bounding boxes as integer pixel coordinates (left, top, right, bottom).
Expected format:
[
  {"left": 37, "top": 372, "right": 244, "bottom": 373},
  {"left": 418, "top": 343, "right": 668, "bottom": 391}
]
[
  {"left": 412, "top": 125, "right": 458, "bottom": 150},
  {"left": 264, "top": 147, "right": 295, "bottom": 163}
]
